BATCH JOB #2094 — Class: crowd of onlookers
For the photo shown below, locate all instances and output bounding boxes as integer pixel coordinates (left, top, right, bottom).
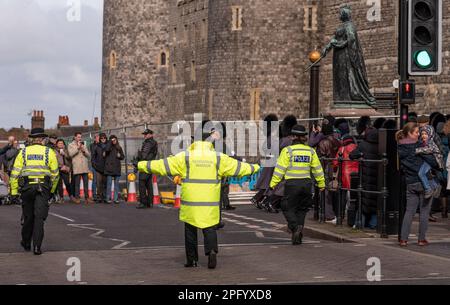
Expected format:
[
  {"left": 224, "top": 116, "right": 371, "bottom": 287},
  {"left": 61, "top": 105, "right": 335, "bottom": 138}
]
[
  {"left": 0, "top": 132, "right": 128, "bottom": 205},
  {"left": 252, "top": 112, "right": 448, "bottom": 238}
]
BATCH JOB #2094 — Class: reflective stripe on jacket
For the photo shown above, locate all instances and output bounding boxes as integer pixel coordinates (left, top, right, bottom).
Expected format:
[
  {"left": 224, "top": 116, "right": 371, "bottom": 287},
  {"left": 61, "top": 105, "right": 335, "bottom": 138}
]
[
  {"left": 10, "top": 144, "right": 60, "bottom": 195},
  {"left": 138, "top": 141, "right": 260, "bottom": 229},
  {"left": 270, "top": 143, "right": 325, "bottom": 189}
]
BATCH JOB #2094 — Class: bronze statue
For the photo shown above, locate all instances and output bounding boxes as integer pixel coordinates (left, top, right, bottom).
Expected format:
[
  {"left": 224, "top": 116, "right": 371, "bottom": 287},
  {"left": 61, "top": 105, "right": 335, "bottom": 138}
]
[{"left": 321, "top": 5, "right": 376, "bottom": 107}]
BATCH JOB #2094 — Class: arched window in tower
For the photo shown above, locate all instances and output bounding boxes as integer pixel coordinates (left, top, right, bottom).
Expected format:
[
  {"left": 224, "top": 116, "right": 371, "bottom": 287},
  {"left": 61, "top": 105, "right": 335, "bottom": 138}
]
[
  {"left": 303, "top": 4, "right": 318, "bottom": 32},
  {"left": 231, "top": 6, "right": 243, "bottom": 31},
  {"left": 160, "top": 52, "right": 167, "bottom": 67},
  {"left": 109, "top": 51, "right": 117, "bottom": 69}
]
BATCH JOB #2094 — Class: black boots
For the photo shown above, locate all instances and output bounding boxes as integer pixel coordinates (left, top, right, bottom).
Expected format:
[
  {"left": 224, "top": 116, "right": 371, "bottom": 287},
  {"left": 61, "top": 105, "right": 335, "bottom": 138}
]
[
  {"left": 20, "top": 241, "right": 31, "bottom": 252},
  {"left": 184, "top": 260, "right": 198, "bottom": 268},
  {"left": 292, "top": 226, "right": 303, "bottom": 245},
  {"left": 21, "top": 241, "right": 41, "bottom": 255},
  {"left": 208, "top": 253, "right": 217, "bottom": 269},
  {"left": 33, "top": 246, "right": 42, "bottom": 255}
]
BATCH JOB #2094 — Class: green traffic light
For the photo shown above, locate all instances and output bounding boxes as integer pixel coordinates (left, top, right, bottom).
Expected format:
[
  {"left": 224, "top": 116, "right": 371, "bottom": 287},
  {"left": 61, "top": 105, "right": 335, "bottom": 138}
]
[{"left": 414, "top": 50, "right": 433, "bottom": 68}]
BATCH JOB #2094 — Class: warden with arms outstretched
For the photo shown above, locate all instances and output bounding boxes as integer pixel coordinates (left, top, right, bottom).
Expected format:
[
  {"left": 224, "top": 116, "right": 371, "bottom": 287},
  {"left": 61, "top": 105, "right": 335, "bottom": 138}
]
[{"left": 138, "top": 122, "right": 259, "bottom": 269}]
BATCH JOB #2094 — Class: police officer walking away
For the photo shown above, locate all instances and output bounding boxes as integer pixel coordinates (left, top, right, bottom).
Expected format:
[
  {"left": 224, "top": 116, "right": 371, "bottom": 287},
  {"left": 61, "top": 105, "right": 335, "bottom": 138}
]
[
  {"left": 270, "top": 125, "right": 325, "bottom": 245},
  {"left": 138, "top": 121, "right": 259, "bottom": 269},
  {"left": 137, "top": 129, "right": 158, "bottom": 209},
  {"left": 9, "top": 128, "right": 59, "bottom": 255}
]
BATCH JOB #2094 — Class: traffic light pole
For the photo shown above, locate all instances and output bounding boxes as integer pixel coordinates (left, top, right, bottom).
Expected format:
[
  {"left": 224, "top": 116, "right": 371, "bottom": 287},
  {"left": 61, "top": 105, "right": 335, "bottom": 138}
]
[
  {"left": 398, "top": 0, "right": 409, "bottom": 242},
  {"left": 399, "top": 0, "right": 409, "bottom": 128}
]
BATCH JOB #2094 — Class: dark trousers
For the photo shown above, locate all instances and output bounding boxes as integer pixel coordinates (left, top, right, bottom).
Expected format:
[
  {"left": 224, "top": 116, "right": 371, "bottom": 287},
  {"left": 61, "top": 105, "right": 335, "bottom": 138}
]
[
  {"left": 281, "top": 179, "right": 313, "bottom": 233},
  {"left": 70, "top": 172, "right": 76, "bottom": 197},
  {"left": 220, "top": 183, "right": 230, "bottom": 209},
  {"left": 21, "top": 184, "right": 50, "bottom": 248},
  {"left": 139, "top": 174, "right": 153, "bottom": 206},
  {"left": 58, "top": 171, "right": 72, "bottom": 197},
  {"left": 184, "top": 223, "right": 218, "bottom": 262},
  {"left": 74, "top": 173, "right": 89, "bottom": 199},
  {"left": 96, "top": 171, "right": 106, "bottom": 200}
]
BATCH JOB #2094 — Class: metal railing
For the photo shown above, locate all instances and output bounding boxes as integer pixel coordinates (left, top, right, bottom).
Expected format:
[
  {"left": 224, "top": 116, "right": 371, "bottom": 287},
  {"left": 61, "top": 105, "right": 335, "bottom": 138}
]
[{"left": 316, "top": 153, "right": 390, "bottom": 238}]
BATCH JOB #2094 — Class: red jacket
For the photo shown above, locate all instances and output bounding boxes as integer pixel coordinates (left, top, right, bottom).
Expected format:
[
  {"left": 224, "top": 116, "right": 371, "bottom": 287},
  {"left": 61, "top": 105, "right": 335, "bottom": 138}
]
[{"left": 333, "top": 143, "right": 359, "bottom": 189}]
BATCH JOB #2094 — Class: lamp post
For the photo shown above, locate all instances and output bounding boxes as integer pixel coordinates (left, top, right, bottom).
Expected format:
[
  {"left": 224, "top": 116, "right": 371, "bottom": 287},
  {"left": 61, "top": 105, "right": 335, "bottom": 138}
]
[{"left": 308, "top": 50, "right": 321, "bottom": 129}]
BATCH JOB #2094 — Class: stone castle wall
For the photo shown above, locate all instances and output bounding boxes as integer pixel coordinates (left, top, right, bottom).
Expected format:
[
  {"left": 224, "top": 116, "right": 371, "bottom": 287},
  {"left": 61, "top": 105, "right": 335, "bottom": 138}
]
[
  {"left": 101, "top": 0, "right": 170, "bottom": 129},
  {"left": 102, "top": 0, "right": 450, "bottom": 129}
]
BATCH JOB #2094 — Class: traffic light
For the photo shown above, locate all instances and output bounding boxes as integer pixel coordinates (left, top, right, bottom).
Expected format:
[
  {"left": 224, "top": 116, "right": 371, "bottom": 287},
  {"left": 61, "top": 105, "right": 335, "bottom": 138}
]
[
  {"left": 399, "top": 80, "right": 416, "bottom": 104},
  {"left": 408, "top": 0, "right": 442, "bottom": 75}
]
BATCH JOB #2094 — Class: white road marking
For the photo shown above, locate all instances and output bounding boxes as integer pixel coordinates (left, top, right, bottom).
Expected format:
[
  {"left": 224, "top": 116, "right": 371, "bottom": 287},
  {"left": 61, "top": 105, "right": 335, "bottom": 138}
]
[
  {"left": 68, "top": 224, "right": 131, "bottom": 249},
  {"left": 428, "top": 273, "right": 440, "bottom": 276},
  {"left": 49, "top": 213, "right": 75, "bottom": 222},
  {"left": 314, "top": 276, "right": 325, "bottom": 279}
]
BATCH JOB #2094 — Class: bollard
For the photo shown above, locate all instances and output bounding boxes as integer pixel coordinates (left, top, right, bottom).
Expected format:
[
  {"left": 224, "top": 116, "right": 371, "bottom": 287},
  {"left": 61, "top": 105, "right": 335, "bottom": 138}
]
[
  {"left": 337, "top": 152, "right": 343, "bottom": 226},
  {"left": 381, "top": 153, "right": 389, "bottom": 238},
  {"left": 356, "top": 154, "right": 364, "bottom": 230},
  {"left": 313, "top": 186, "right": 319, "bottom": 221}
]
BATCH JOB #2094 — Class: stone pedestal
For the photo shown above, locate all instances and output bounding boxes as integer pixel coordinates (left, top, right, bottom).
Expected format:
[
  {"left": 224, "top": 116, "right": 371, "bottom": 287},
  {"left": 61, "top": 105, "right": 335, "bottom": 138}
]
[{"left": 326, "top": 101, "right": 384, "bottom": 117}]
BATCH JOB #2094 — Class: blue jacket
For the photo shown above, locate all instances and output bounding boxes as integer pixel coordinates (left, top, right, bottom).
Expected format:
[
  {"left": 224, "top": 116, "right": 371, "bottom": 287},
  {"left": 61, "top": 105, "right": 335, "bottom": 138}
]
[{"left": 398, "top": 142, "right": 439, "bottom": 185}]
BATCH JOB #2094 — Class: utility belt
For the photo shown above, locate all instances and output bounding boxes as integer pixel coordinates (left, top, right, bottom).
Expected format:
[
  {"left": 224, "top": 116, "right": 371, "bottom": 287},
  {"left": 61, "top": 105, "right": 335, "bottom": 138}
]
[{"left": 19, "top": 176, "right": 51, "bottom": 193}]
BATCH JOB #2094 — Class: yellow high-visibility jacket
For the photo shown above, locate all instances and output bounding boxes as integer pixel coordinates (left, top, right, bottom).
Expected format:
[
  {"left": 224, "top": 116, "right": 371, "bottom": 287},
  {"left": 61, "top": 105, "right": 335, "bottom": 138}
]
[
  {"left": 138, "top": 141, "right": 260, "bottom": 228},
  {"left": 270, "top": 143, "right": 325, "bottom": 189},
  {"left": 10, "top": 144, "right": 59, "bottom": 195}
]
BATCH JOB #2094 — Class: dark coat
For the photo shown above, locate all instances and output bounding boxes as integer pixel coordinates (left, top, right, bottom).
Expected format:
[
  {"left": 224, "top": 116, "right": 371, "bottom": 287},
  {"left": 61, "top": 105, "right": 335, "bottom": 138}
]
[
  {"left": 138, "top": 138, "right": 158, "bottom": 180},
  {"left": 104, "top": 142, "right": 125, "bottom": 176},
  {"left": 398, "top": 141, "right": 439, "bottom": 185},
  {"left": 91, "top": 142, "right": 107, "bottom": 174},
  {"left": 349, "top": 129, "right": 379, "bottom": 214},
  {"left": 138, "top": 138, "right": 158, "bottom": 161}
]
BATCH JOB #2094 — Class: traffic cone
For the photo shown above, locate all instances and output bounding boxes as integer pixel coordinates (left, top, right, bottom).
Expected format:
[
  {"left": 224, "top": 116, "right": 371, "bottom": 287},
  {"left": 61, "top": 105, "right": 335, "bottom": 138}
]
[
  {"left": 127, "top": 173, "right": 138, "bottom": 203},
  {"left": 111, "top": 181, "right": 115, "bottom": 201},
  {"left": 152, "top": 175, "right": 161, "bottom": 205},
  {"left": 63, "top": 183, "right": 69, "bottom": 197},
  {"left": 88, "top": 173, "right": 93, "bottom": 199},
  {"left": 174, "top": 184, "right": 181, "bottom": 209},
  {"left": 79, "top": 180, "right": 85, "bottom": 198}
]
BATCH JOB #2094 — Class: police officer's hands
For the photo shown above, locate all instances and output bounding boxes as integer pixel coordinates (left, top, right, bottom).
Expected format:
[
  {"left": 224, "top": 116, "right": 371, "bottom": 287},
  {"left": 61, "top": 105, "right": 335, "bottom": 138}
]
[{"left": 319, "top": 188, "right": 325, "bottom": 192}]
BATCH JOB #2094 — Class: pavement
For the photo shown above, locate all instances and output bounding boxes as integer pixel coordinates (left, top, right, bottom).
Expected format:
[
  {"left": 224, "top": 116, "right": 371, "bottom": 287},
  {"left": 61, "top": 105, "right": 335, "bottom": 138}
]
[{"left": 0, "top": 199, "right": 449, "bottom": 285}]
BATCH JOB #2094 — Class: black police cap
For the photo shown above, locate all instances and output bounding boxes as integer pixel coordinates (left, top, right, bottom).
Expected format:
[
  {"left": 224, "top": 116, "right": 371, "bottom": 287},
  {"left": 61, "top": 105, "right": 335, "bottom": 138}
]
[
  {"left": 290, "top": 125, "right": 308, "bottom": 136},
  {"left": 29, "top": 128, "right": 48, "bottom": 138}
]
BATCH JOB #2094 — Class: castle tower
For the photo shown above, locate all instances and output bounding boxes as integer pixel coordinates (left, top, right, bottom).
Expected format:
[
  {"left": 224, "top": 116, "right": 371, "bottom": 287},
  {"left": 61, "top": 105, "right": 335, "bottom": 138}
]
[
  {"left": 206, "top": 0, "right": 322, "bottom": 121},
  {"left": 101, "top": 0, "right": 170, "bottom": 129}
]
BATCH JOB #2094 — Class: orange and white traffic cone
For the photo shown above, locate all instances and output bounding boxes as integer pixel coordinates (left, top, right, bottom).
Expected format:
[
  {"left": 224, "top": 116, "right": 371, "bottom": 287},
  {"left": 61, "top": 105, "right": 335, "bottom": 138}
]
[
  {"left": 79, "top": 180, "right": 85, "bottom": 198},
  {"left": 127, "top": 173, "right": 138, "bottom": 203},
  {"left": 174, "top": 184, "right": 181, "bottom": 209},
  {"left": 63, "top": 183, "right": 69, "bottom": 197},
  {"left": 152, "top": 175, "right": 161, "bottom": 205},
  {"left": 88, "top": 173, "right": 94, "bottom": 199}
]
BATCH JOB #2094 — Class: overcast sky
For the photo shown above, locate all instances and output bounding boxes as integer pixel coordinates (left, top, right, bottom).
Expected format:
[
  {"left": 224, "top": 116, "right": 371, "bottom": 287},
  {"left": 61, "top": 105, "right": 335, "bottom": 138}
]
[{"left": 0, "top": 0, "right": 103, "bottom": 129}]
